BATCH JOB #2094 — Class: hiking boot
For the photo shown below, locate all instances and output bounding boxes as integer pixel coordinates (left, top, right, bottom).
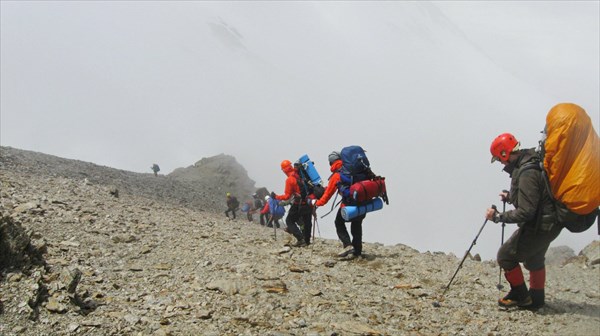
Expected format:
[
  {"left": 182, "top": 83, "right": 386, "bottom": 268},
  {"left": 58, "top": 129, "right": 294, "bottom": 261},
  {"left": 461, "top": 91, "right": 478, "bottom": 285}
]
[
  {"left": 292, "top": 239, "right": 307, "bottom": 247},
  {"left": 528, "top": 288, "right": 545, "bottom": 309},
  {"left": 498, "top": 284, "right": 532, "bottom": 308},
  {"left": 341, "top": 251, "right": 363, "bottom": 261},
  {"left": 344, "top": 253, "right": 357, "bottom": 260},
  {"left": 338, "top": 245, "right": 354, "bottom": 257},
  {"left": 528, "top": 268, "right": 545, "bottom": 309}
]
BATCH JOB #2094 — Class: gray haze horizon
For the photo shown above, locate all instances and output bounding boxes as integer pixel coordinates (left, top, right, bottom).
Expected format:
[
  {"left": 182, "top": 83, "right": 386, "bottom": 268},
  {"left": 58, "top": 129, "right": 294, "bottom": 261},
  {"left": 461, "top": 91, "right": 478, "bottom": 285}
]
[{"left": 1, "top": 1, "right": 598, "bottom": 260}]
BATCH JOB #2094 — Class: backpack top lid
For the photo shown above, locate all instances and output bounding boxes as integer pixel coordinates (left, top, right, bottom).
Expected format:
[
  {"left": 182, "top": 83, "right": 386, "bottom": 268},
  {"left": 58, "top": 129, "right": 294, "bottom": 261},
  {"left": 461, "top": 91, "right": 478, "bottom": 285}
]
[
  {"left": 340, "top": 146, "right": 370, "bottom": 175},
  {"left": 544, "top": 103, "right": 600, "bottom": 215}
]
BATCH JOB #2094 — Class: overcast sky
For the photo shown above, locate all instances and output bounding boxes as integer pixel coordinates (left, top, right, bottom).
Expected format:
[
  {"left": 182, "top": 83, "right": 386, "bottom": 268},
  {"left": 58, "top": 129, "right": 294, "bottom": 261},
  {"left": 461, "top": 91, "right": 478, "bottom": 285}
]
[{"left": 1, "top": 1, "right": 598, "bottom": 260}]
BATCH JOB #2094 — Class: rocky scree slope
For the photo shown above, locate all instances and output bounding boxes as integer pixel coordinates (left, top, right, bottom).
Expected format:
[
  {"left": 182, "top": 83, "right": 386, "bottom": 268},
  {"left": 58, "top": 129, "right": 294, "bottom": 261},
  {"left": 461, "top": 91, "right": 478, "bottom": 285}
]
[
  {"left": 0, "top": 147, "right": 257, "bottom": 214},
  {"left": 0, "top": 146, "right": 599, "bottom": 335}
]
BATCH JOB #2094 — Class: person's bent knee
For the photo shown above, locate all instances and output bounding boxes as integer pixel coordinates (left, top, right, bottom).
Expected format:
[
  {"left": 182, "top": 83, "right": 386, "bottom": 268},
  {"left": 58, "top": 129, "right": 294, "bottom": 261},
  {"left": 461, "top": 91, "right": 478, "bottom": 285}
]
[{"left": 497, "top": 247, "right": 517, "bottom": 270}]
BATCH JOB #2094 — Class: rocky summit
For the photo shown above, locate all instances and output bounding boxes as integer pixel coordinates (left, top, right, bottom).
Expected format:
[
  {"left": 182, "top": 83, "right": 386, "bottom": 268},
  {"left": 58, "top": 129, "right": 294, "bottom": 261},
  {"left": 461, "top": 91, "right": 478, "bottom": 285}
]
[{"left": 0, "top": 146, "right": 599, "bottom": 336}]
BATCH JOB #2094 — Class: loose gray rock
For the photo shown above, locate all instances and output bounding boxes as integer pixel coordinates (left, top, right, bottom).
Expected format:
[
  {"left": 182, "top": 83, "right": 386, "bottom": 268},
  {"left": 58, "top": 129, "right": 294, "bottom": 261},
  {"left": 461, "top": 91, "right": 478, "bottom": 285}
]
[{"left": 0, "top": 146, "right": 598, "bottom": 336}]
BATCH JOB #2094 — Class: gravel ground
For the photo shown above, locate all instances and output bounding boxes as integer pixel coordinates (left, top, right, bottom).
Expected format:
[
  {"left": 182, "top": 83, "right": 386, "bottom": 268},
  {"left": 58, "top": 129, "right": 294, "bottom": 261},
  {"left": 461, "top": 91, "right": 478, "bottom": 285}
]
[{"left": 1, "top": 146, "right": 598, "bottom": 335}]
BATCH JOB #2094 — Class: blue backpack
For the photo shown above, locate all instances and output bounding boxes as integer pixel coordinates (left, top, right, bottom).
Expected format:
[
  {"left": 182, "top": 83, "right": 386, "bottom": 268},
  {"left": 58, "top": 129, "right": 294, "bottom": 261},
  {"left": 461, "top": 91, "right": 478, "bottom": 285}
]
[
  {"left": 337, "top": 145, "right": 389, "bottom": 206},
  {"left": 268, "top": 198, "right": 285, "bottom": 219},
  {"left": 338, "top": 146, "right": 373, "bottom": 203},
  {"left": 340, "top": 146, "right": 370, "bottom": 177}
]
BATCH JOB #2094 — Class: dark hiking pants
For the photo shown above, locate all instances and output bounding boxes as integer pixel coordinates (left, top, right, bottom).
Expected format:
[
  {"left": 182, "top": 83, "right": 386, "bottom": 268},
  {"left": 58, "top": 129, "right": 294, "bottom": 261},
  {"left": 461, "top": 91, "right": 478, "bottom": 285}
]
[
  {"left": 225, "top": 208, "right": 236, "bottom": 219},
  {"left": 497, "top": 224, "right": 563, "bottom": 271},
  {"left": 286, "top": 203, "right": 312, "bottom": 242},
  {"left": 260, "top": 213, "right": 268, "bottom": 225},
  {"left": 334, "top": 209, "right": 365, "bottom": 256}
]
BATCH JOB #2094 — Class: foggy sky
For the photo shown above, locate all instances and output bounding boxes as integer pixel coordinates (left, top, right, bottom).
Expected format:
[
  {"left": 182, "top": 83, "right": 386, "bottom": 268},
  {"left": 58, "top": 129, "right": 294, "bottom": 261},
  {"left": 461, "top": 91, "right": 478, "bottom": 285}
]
[{"left": 1, "top": 1, "right": 598, "bottom": 260}]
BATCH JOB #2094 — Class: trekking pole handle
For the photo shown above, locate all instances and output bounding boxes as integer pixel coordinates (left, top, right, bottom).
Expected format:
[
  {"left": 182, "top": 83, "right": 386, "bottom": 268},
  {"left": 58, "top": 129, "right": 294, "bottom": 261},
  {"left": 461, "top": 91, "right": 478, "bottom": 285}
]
[
  {"left": 490, "top": 204, "right": 499, "bottom": 220},
  {"left": 501, "top": 190, "right": 509, "bottom": 203}
]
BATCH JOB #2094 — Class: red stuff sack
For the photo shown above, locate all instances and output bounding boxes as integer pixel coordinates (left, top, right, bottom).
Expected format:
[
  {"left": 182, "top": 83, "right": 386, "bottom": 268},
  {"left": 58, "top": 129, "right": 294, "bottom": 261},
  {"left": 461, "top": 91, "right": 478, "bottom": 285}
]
[{"left": 348, "top": 178, "right": 387, "bottom": 204}]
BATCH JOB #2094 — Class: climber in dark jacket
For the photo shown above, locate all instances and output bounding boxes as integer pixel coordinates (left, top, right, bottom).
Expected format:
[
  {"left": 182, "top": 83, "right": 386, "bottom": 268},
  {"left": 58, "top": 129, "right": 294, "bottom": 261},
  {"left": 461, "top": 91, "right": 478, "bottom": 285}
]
[
  {"left": 486, "top": 133, "right": 562, "bottom": 309},
  {"left": 225, "top": 193, "right": 239, "bottom": 220}
]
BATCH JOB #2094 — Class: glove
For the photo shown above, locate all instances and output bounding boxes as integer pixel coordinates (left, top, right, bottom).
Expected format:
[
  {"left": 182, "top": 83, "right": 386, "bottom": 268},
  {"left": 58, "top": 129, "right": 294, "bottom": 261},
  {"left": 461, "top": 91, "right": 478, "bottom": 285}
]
[{"left": 270, "top": 192, "right": 277, "bottom": 199}]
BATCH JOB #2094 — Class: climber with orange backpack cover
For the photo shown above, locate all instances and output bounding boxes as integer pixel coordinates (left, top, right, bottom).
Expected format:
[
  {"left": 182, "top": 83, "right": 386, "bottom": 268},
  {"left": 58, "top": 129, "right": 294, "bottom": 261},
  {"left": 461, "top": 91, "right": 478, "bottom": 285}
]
[{"left": 485, "top": 103, "right": 599, "bottom": 310}]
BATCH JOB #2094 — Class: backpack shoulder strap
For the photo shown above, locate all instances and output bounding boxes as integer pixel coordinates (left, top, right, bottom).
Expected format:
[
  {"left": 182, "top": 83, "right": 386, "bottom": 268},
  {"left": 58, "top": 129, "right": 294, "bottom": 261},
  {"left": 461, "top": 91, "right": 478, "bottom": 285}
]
[{"left": 518, "top": 160, "right": 542, "bottom": 175}]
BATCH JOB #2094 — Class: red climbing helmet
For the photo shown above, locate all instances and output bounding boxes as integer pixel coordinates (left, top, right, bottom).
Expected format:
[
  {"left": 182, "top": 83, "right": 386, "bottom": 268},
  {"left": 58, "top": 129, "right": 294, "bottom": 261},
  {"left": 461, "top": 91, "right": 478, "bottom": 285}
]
[
  {"left": 280, "top": 159, "right": 293, "bottom": 173},
  {"left": 490, "top": 133, "right": 520, "bottom": 163}
]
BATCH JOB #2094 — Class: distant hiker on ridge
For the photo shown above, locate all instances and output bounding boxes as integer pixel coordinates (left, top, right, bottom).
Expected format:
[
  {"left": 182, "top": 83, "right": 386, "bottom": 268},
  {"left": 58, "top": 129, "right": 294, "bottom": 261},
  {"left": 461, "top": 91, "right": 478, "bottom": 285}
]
[
  {"left": 252, "top": 193, "right": 266, "bottom": 225},
  {"left": 486, "top": 133, "right": 562, "bottom": 309},
  {"left": 225, "top": 193, "right": 239, "bottom": 220},
  {"left": 241, "top": 199, "right": 254, "bottom": 222},
  {"left": 151, "top": 163, "right": 160, "bottom": 177},
  {"left": 262, "top": 195, "right": 283, "bottom": 228}
]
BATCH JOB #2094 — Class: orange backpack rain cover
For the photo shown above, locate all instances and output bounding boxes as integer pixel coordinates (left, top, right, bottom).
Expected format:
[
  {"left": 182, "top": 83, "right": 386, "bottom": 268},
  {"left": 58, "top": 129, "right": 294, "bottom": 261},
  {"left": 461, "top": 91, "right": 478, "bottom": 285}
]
[{"left": 544, "top": 103, "right": 600, "bottom": 215}]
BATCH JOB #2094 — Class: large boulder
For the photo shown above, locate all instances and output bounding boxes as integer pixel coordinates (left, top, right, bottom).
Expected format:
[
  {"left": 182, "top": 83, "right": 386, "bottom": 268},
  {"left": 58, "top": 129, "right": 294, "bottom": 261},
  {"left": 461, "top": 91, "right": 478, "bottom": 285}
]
[
  {"left": 546, "top": 245, "right": 576, "bottom": 266},
  {"left": 579, "top": 240, "right": 600, "bottom": 266},
  {"left": 0, "top": 215, "right": 44, "bottom": 272}
]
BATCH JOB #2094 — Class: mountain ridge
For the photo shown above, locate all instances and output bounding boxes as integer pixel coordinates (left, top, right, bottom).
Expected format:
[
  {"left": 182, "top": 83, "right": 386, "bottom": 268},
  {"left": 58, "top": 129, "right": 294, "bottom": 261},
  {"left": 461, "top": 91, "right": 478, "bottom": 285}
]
[{"left": 0, "top": 146, "right": 259, "bottom": 214}]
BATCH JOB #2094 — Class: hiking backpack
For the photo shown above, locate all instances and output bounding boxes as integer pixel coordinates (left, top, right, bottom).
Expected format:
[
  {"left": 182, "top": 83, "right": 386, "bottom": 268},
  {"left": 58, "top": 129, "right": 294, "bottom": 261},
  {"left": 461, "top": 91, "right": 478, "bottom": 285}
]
[
  {"left": 338, "top": 145, "right": 389, "bottom": 205},
  {"left": 295, "top": 154, "right": 325, "bottom": 200},
  {"left": 268, "top": 197, "right": 286, "bottom": 219},
  {"left": 537, "top": 103, "right": 600, "bottom": 233},
  {"left": 241, "top": 202, "right": 251, "bottom": 213}
]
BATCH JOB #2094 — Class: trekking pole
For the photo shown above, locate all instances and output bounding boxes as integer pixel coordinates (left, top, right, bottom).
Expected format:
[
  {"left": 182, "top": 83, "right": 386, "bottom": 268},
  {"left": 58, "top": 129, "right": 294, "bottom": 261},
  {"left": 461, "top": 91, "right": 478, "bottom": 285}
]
[
  {"left": 497, "top": 194, "right": 507, "bottom": 290},
  {"left": 434, "top": 205, "right": 496, "bottom": 307},
  {"left": 313, "top": 209, "right": 321, "bottom": 239},
  {"left": 312, "top": 208, "right": 316, "bottom": 242}
]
